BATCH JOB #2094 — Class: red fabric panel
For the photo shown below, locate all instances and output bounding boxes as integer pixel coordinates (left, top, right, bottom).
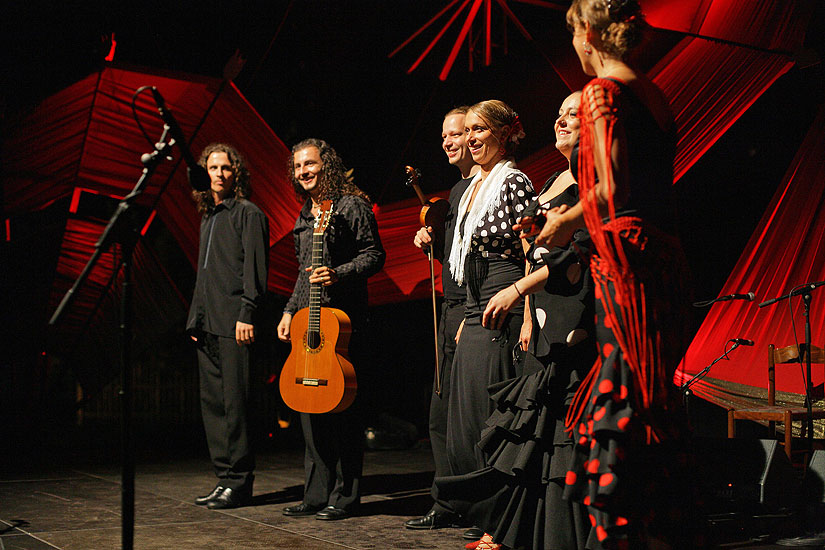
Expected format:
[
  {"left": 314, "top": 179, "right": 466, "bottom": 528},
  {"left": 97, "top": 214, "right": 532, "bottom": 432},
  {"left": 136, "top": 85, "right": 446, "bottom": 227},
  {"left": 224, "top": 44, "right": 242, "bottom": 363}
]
[
  {"left": 676, "top": 106, "right": 825, "bottom": 395},
  {"left": 650, "top": 37, "right": 794, "bottom": 181},
  {"left": 48, "top": 216, "right": 188, "bottom": 353},
  {"left": 3, "top": 74, "right": 98, "bottom": 213},
  {"left": 643, "top": 0, "right": 709, "bottom": 35},
  {"left": 371, "top": 196, "right": 449, "bottom": 304},
  {"left": 696, "top": 0, "right": 810, "bottom": 52}
]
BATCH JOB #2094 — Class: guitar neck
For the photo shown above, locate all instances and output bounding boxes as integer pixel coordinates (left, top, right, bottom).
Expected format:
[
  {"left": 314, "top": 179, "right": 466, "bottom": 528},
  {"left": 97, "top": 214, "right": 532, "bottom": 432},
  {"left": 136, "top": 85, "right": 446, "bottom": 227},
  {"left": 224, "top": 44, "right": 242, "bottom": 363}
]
[{"left": 308, "top": 230, "right": 323, "bottom": 333}]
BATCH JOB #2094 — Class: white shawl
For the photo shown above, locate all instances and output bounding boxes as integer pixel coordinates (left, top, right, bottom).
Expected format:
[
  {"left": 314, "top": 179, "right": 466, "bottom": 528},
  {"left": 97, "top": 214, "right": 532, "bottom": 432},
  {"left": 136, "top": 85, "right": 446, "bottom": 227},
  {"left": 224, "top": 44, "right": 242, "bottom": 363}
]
[{"left": 448, "top": 159, "right": 518, "bottom": 285}]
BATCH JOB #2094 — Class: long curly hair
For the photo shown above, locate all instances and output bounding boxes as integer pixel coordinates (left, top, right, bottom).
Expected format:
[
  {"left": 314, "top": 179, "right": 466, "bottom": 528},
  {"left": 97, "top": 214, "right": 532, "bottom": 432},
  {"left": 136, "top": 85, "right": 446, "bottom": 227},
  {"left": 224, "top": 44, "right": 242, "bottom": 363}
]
[
  {"left": 192, "top": 143, "right": 251, "bottom": 214},
  {"left": 288, "top": 138, "right": 370, "bottom": 203},
  {"left": 567, "top": 0, "right": 645, "bottom": 59}
]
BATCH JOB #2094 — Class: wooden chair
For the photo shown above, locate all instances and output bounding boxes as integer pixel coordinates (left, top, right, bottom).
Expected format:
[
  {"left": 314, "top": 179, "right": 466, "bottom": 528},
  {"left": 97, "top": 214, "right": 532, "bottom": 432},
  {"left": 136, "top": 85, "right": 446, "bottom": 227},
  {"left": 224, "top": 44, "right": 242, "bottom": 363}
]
[{"left": 727, "top": 343, "right": 825, "bottom": 461}]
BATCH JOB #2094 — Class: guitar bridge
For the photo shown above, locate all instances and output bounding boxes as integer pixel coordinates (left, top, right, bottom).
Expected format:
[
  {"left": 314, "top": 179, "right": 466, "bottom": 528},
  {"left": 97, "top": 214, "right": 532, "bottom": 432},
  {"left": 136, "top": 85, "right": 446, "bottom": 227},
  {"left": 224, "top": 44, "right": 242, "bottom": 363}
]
[{"left": 295, "top": 377, "right": 328, "bottom": 386}]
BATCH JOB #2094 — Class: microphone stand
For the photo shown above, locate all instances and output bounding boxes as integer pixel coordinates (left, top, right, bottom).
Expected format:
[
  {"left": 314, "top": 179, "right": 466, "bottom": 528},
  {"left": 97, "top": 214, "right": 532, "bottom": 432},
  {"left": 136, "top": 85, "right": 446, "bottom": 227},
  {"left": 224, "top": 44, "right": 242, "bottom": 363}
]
[
  {"left": 759, "top": 281, "right": 825, "bottom": 452},
  {"left": 49, "top": 131, "right": 175, "bottom": 550},
  {"left": 681, "top": 341, "right": 744, "bottom": 420}
]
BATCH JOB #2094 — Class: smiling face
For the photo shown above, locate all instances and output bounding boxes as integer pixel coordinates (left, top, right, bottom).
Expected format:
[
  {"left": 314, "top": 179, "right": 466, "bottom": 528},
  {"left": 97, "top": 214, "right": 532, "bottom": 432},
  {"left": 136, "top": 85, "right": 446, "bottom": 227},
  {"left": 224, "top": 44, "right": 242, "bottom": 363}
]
[
  {"left": 554, "top": 91, "right": 582, "bottom": 160},
  {"left": 292, "top": 146, "right": 324, "bottom": 200},
  {"left": 464, "top": 110, "right": 506, "bottom": 172},
  {"left": 206, "top": 151, "right": 236, "bottom": 204},
  {"left": 442, "top": 113, "right": 473, "bottom": 173}
]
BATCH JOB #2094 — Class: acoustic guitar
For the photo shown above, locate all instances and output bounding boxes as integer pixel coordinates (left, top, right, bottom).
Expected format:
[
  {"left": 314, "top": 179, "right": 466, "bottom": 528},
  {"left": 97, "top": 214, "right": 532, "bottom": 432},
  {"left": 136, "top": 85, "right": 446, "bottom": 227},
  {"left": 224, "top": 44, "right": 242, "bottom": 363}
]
[{"left": 279, "top": 200, "right": 356, "bottom": 414}]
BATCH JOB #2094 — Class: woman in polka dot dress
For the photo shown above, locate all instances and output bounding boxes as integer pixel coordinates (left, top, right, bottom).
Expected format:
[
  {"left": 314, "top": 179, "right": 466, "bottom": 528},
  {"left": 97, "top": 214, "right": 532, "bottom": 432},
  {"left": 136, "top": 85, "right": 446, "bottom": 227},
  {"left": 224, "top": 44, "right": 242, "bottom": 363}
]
[
  {"left": 435, "top": 100, "right": 535, "bottom": 521},
  {"left": 438, "top": 92, "right": 598, "bottom": 550}
]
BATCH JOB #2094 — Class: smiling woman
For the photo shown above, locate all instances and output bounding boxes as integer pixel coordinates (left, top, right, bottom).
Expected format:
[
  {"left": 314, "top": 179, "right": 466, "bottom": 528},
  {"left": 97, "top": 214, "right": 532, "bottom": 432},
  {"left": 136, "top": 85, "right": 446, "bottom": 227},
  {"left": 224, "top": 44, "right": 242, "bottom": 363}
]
[{"left": 435, "top": 100, "right": 535, "bottom": 549}]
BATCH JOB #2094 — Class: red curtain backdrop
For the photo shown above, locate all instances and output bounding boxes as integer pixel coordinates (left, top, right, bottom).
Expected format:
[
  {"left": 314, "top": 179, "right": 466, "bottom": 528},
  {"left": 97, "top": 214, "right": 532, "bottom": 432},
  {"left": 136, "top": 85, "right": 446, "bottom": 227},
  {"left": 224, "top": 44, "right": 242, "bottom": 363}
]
[
  {"left": 676, "top": 106, "right": 825, "bottom": 395},
  {"left": 1, "top": 0, "right": 813, "bottom": 350}
]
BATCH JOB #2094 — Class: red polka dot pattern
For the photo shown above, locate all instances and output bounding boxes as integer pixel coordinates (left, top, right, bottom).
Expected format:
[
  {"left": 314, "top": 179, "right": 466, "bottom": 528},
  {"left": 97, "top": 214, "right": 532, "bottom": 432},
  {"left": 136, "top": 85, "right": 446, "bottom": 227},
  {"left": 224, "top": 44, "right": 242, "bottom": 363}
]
[{"left": 587, "top": 459, "right": 601, "bottom": 474}]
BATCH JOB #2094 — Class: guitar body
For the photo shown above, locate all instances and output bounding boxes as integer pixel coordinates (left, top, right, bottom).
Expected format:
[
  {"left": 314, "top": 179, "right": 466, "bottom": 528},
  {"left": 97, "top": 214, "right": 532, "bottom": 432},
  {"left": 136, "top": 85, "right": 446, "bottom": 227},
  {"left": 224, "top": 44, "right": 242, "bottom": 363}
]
[{"left": 280, "top": 306, "right": 357, "bottom": 414}]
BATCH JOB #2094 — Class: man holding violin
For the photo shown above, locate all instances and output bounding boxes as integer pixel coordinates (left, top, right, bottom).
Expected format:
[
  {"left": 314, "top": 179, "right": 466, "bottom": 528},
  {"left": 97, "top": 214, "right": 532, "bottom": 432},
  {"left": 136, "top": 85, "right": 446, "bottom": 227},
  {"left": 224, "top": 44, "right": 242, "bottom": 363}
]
[{"left": 406, "top": 107, "right": 480, "bottom": 538}]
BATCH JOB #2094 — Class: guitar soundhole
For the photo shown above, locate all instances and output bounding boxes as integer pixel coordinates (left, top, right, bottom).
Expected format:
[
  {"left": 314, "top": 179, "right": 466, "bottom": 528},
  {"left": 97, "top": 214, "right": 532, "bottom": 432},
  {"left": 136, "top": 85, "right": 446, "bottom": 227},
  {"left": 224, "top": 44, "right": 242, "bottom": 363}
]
[{"left": 305, "top": 330, "right": 323, "bottom": 351}]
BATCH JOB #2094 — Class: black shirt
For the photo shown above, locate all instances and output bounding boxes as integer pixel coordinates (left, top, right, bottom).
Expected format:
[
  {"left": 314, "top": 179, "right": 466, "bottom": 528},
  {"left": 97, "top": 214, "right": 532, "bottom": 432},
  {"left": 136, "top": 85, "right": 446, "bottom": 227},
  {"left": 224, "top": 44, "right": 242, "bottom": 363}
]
[
  {"left": 284, "top": 194, "right": 385, "bottom": 328},
  {"left": 441, "top": 176, "right": 473, "bottom": 302},
  {"left": 187, "top": 197, "right": 270, "bottom": 338}
]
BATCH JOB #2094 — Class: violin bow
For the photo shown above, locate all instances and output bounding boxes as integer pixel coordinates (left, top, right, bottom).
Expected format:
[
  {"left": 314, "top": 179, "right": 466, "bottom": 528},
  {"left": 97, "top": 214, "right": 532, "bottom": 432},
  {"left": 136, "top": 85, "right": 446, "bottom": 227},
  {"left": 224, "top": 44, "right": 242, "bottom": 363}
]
[{"left": 405, "top": 166, "right": 442, "bottom": 396}]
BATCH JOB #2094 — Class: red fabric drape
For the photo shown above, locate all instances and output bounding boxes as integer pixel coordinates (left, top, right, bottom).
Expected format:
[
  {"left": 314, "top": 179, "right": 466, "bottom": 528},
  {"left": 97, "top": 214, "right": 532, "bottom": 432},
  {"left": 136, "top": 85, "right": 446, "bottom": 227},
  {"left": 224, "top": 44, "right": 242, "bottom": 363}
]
[
  {"left": 649, "top": 38, "right": 793, "bottom": 181},
  {"left": 676, "top": 106, "right": 825, "bottom": 395},
  {"left": 644, "top": 0, "right": 811, "bottom": 52},
  {"left": 1, "top": 0, "right": 811, "bottom": 338}
]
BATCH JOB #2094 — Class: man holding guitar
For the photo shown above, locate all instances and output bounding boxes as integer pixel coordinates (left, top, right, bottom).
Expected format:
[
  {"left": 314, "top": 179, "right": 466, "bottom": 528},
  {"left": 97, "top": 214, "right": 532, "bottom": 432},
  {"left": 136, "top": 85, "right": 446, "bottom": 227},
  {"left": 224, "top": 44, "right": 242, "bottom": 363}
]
[
  {"left": 406, "top": 107, "right": 481, "bottom": 539},
  {"left": 278, "top": 138, "right": 385, "bottom": 521}
]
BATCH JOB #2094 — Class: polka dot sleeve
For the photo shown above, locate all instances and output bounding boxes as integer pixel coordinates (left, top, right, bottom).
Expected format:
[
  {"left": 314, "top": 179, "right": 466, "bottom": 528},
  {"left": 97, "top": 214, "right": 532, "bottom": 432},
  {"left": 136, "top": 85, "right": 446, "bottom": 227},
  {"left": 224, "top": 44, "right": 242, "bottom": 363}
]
[{"left": 472, "top": 171, "right": 534, "bottom": 259}]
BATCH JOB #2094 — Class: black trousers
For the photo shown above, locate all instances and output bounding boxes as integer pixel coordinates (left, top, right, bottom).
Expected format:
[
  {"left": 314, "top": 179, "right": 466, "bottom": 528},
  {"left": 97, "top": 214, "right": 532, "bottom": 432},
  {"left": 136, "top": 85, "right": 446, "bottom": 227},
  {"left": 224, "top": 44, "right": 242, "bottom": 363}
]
[
  {"left": 299, "top": 407, "right": 363, "bottom": 511},
  {"left": 197, "top": 333, "right": 254, "bottom": 490},
  {"left": 429, "top": 300, "right": 464, "bottom": 513},
  {"left": 298, "top": 330, "right": 367, "bottom": 512}
]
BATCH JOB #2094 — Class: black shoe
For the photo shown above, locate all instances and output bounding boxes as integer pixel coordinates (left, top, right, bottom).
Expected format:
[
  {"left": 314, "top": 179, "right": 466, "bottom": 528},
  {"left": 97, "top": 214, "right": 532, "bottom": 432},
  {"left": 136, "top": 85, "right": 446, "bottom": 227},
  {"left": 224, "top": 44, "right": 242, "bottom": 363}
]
[
  {"left": 315, "top": 505, "right": 350, "bottom": 521},
  {"left": 283, "top": 502, "right": 324, "bottom": 517},
  {"left": 206, "top": 486, "right": 252, "bottom": 510},
  {"left": 463, "top": 527, "right": 484, "bottom": 540},
  {"left": 404, "top": 509, "right": 461, "bottom": 530},
  {"left": 194, "top": 485, "right": 224, "bottom": 505}
]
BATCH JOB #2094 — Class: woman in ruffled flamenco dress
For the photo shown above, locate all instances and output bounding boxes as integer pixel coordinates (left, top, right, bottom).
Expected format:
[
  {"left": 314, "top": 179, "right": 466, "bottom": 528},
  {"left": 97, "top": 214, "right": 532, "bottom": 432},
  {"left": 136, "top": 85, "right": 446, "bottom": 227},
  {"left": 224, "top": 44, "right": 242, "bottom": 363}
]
[
  {"left": 530, "top": 1, "right": 694, "bottom": 548},
  {"left": 440, "top": 91, "right": 599, "bottom": 550},
  {"left": 435, "top": 99, "right": 535, "bottom": 544}
]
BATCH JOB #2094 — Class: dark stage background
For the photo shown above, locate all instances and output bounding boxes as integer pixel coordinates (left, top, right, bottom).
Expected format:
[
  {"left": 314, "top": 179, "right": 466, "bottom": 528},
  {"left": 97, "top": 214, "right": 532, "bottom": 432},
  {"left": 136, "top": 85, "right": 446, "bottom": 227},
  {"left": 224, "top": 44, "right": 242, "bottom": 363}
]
[{"left": 1, "top": 1, "right": 824, "bottom": 459}]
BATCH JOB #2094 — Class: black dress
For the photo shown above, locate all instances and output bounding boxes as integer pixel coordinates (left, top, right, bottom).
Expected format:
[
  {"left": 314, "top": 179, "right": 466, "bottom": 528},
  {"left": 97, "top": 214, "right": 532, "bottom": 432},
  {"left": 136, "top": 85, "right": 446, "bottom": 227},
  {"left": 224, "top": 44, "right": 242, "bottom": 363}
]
[
  {"left": 439, "top": 174, "right": 597, "bottom": 550},
  {"left": 442, "top": 170, "right": 534, "bottom": 479},
  {"left": 562, "top": 78, "right": 694, "bottom": 549}
]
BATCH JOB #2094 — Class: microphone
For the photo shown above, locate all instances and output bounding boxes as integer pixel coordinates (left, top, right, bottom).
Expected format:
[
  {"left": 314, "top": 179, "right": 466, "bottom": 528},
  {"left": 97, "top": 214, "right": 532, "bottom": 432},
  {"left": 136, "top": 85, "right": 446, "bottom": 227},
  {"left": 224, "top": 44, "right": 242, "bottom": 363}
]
[
  {"left": 790, "top": 280, "right": 825, "bottom": 297},
  {"left": 150, "top": 87, "right": 210, "bottom": 192},
  {"left": 715, "top": 292, "right": 755, "bottom": 302},
  {"left": 731, "top": 339, "right": 754, "bottom": 346},
  {"left": 759, "top": 281, "right": 825, "bottom": 307}
]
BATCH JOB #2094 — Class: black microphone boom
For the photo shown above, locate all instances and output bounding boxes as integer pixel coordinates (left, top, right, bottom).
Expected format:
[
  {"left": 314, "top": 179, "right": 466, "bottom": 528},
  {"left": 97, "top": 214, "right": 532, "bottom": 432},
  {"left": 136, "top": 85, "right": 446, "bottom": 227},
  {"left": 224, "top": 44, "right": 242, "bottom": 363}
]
[
  {"left": 716, "top": 292, "right": 755, "bottom": 302},
  {"left": 150, "top": 87, "right": 210, "bottom": 192}
]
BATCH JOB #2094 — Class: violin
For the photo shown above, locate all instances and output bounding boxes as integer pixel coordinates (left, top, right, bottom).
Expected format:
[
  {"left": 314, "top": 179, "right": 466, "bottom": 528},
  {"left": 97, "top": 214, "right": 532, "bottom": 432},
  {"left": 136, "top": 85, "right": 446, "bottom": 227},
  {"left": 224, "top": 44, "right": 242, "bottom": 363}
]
[{"left": 406, "top": 166, "right": 449, "bottom": 260}]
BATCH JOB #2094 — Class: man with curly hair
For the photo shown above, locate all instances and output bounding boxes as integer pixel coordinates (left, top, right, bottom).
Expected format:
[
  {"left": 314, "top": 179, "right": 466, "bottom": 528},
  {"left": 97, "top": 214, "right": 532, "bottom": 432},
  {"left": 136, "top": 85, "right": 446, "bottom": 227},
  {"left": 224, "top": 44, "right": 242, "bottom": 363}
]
[
  {"left": 278, "top": 138, "right": 385, "bottom": 521},
  {"left": 187, "top": 143, "right": 269, "bottom": 510}
]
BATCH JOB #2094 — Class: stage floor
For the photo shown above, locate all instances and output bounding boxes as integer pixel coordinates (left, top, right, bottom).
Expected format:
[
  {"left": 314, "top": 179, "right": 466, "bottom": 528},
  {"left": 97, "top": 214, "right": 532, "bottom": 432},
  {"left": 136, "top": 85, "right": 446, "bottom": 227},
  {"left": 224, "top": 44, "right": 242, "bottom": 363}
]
[{"left": 0, "top": 440, "right": 816, "bottom": 549}]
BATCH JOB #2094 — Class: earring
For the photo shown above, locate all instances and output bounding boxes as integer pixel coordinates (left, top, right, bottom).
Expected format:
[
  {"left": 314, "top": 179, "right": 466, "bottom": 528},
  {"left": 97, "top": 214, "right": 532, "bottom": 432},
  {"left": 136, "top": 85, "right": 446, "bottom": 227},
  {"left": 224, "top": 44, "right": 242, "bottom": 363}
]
[{"left": 583, "top": 41, "right": 592, "bottom": 55}]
